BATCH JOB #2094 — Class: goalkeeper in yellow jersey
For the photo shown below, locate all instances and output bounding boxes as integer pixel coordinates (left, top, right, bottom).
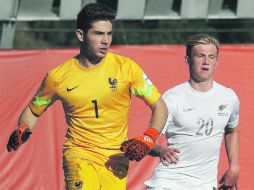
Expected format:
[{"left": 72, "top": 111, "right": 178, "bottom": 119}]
[{"left": 6, "top": 3, "right": 172, "bottom": 190}]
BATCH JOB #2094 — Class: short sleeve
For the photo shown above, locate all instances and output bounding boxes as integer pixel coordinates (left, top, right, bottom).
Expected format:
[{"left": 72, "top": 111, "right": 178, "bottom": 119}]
[
  {"left": 29, "top": 72, "right": 58, "bottom": 116},
  {"left": 161, "top": 90, "right": 177, "bottom": 134},
  {"left": 226, "top": 92, "right": 240, "bottom": 129},
  {"left": 128, "top": 59, "right": 161, "bottom": 105}
]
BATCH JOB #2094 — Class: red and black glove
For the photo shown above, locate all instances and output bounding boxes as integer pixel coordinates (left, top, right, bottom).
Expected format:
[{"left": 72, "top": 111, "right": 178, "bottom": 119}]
[
  {"left": 7, "top": 124, "right": 32, "bottom": 152},
  {"left": 120, "top": 128, "right": 159, "bottom": 161}
]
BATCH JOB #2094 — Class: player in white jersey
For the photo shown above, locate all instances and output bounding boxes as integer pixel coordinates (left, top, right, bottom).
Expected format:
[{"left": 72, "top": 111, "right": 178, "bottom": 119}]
[{"left": 145, "top": 34, "right": 240, "bottom": 190}]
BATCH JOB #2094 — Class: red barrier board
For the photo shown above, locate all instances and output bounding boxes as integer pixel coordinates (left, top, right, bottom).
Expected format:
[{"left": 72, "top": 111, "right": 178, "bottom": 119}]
[{"left": 1, "top": 45, "right": 254, "bottom": 190}]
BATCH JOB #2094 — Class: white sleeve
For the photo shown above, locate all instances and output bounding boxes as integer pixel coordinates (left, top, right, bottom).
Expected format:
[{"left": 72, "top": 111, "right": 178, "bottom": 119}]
[
  {"left": 161, "top": 91, "right": 177, "bottom": 134},
  {"left": 226, "top": 92, "right": 240, "bottom": 129}
]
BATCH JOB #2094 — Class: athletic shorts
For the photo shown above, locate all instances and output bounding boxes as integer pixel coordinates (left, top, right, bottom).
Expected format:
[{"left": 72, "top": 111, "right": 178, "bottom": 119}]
[{"left": 63, "top": 149, "right": 128, "bottom": 190}]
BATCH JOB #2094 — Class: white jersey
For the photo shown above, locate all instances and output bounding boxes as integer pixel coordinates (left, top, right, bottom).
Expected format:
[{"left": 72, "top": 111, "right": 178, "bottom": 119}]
[{"left": 145, "top": 81, "right": 239, "bottom": 190}]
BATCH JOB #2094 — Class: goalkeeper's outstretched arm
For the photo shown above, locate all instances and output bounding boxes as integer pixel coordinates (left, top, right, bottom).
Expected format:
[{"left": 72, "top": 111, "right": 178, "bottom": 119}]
[
  {"left": 7, "top": 106, "right": 39, "bottom": 152},
  {"left": 18, "top": 106, "right": 39, "bottom": 130},
  {"left": 148, "top": 97, "right": 168, "bottom": 133}
]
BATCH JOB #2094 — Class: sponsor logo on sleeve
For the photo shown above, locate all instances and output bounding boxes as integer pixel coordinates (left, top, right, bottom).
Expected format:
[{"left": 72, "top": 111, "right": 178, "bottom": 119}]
[{"left": 143, "top": 74, "right": 153, "bottom": 86}]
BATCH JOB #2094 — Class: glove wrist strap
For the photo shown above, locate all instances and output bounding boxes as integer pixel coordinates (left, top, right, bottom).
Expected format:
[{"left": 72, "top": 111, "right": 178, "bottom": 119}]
[
  {"left": 143, "top": 128, "right": 159, "bottom": 142},
  {"left": 18, "top": 123, "right": 30, "bottom": 132}
]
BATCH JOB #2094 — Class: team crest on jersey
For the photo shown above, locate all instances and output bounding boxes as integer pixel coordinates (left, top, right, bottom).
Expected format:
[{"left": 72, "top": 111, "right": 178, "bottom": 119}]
[
  {"left": 217, "top": 104, "right": 229, "bottom": 116},
  {"left": 218, "top": 104, "right": 227, "bottom": 111},
  {"left": 108, "top": 78, "right": 118, "bottom": 91}
]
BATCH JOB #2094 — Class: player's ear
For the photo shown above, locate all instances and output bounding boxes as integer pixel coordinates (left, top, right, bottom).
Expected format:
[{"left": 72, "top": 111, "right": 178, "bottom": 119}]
[
  {"left": 76, "top": 29, "right": 84, "bottom": 42},
  {"left": 185, "top": 56, "right": 190, "bottom": 65}
]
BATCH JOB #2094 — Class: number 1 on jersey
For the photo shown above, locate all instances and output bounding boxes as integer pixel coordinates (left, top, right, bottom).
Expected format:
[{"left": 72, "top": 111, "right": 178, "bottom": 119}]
[{"left": 91, "top": 100, "right": 99, "bottom": 118}]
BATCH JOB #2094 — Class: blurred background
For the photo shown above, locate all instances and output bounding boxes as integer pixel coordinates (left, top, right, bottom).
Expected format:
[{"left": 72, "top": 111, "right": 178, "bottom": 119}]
[
  {"left": 1, "top": 0, "right": 254, "bottom": 49},
  {"left": 1, "top": 1, "right": 254, "bottom": 190}
]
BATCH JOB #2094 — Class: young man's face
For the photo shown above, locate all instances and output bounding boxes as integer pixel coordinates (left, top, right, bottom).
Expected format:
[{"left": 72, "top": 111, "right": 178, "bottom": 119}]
[
  {"left": 79, "top": 20, "right": 113, "bottom": 59},
  {"left": 187, "top": 44, "right": 218, "bottom": 83}
]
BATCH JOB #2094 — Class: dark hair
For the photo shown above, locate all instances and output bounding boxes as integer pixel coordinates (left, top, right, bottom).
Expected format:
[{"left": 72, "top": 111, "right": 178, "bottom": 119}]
[
  {"left": 77, "top": 3, "right": 116, "bottom": 31},
  {"left": 186, "top": 34, "right": 219, "bottom": 57}
]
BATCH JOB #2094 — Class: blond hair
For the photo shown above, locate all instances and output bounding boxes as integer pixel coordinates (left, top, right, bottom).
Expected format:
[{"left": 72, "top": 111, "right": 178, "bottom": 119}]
[{"left": 186, "top": 34, "right": 219, "bottom": 57}]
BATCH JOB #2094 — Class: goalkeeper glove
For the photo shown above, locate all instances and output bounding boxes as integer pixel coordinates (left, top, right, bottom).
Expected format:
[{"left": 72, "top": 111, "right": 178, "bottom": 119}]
[
  {"left": 120, "top": 128, "right": 159, "bottom": 161},
  {"left": 7, "top": 124, "right": 32, "bottom": 152}
]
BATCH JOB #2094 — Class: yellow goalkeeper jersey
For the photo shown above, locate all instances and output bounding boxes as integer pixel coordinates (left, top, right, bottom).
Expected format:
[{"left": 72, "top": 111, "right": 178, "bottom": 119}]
[{"left": 29, "top": 52, "right": 161, "bottom": 165}]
